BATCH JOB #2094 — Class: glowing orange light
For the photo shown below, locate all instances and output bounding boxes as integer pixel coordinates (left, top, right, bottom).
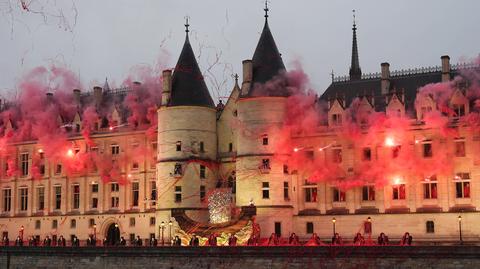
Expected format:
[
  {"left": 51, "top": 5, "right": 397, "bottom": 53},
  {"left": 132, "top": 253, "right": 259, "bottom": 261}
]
[
  {"left": 127, "top": 174, "right": 132, "bottom": 178},
  {"left": 37, "top": 149, "right": 43, "bottom": 153},
  {"left": 109, "top": 126, "right": 114, "bottom": 131},
  {"left": 318, "top": 148, "right": 323, "bottom": 151},
  {"left": 385, "top": 137, "right": 395, "bottom": 147},
  {"left": 66, "top": 149, "right": 74, "bottom": 157},
  {"left": 293, "top": 148, "right": 299, "bottom": 152},
  {"left": 415, "top": 139, "right": 420, "bottom": 144},
  {"left": 393, "top": 176, "right": 401, "bottom": 185}
]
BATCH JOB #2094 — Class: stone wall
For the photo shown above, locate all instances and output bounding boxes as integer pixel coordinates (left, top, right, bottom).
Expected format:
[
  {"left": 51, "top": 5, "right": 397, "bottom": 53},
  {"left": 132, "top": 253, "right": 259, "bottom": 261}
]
[{"left": 1, "top": 246, "right": 479, "bottom": 269}]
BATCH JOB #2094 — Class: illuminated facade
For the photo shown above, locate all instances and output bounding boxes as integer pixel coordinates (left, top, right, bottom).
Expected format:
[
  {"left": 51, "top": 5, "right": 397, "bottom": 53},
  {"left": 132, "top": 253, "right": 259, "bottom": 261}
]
[{"left": 1, "top": 8, "right": 479, "bottom": 245}]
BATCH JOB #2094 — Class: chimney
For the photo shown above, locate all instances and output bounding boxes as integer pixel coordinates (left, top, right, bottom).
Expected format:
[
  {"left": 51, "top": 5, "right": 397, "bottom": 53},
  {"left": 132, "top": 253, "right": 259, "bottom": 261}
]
[
  {"left": 73, "top": 89, "right": 81, "bottom": 104},
  {"left": 241, "top": 59, "right": 253, "bottom": 95},
  {"left": 93, "top": 86, "right": 103, "bottom": 107},
  {"left": 46, "top": 92, "right": 54, "bottom": 102},
  {"left": 441, "top": 55, "right": 451, "bottom": 82},
  {"left": 381, "top": 62, "right": 391, "bottom": 95},
  {"left": 161, "top": 70, "right": 172, "bottom": 106}
]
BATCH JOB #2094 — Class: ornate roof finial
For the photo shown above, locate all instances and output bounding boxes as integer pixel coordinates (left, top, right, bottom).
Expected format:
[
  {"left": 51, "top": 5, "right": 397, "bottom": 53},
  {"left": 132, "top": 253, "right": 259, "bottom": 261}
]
[
  {"left": 184, "top": 15, "right": 190, "bottom": 33},
  {"left": 264, "top": 0, "right": 269, "bottom": 20},
  {"left": 331, "top": 70, "right": 335, "bottom": 83},
  {"left": 234, "top": 73, "right": 239, "bottom": 83},
  {"left": 352, "top": 9, "right": 356, "bottom": 28}
]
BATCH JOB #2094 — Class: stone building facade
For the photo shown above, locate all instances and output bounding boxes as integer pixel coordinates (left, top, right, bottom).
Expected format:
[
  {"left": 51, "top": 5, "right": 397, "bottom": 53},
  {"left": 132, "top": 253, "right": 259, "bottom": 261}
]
[{"left": 0, "top": 7, "right": 479, "bottom": 245}]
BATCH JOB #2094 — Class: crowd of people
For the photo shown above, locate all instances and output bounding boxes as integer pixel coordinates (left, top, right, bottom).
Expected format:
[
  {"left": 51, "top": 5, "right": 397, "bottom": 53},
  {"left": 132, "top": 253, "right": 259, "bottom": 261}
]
[{"left": 1, "top": 232, "right": 414, "bottom": 247}]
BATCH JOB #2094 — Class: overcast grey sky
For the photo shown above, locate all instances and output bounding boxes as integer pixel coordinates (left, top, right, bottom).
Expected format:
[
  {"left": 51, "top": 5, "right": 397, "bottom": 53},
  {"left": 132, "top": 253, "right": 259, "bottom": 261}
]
[{"left": 1, "top": 0, "right": 479, "bottom": 101}]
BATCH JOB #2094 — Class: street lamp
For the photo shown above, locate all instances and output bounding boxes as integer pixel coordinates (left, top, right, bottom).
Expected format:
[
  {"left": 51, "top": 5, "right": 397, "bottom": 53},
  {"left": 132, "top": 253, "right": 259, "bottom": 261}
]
[
  {"left": 160, "top": 221, "right": 165, "bottom": 246},
  {"left": 168, "top": 220, "right": 173, "bottom": 245},
  {"left": 20, "top": 225, "right": 24, "bottom": 241},
  {"left": 332, "top": 218, "right": 336, "bottom": 235},
  {"left": 458, "top": 216, "right": 463, "bottom": 245}
]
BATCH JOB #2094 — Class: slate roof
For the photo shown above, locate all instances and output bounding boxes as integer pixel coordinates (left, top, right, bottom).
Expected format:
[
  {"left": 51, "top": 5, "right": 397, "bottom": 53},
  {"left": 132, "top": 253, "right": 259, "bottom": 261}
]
[
  {"left": 168, "top": 33, "right": 214, "bottom": 108},
  {"left": 244, "top": 17, "right": 288, "bottom": 97}
]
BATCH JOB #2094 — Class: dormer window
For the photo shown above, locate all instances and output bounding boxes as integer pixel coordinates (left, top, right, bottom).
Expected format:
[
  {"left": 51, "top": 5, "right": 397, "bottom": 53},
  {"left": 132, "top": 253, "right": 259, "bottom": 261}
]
[
  {"left": 332, "top": 114, "right": 342, "bottom": 126},
  {"left": 452, "top": 104, "right": 465, "bottom": 117}
]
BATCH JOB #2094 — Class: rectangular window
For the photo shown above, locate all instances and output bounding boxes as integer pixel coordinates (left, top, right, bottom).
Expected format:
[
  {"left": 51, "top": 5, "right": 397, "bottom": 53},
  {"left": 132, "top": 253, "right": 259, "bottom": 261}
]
[
  {"left": 150, "top": 180, "right": 157, "bottom": 205},
  {"left": 132, "top": 162, "right": 139, "bottom": 170},
  {"left": 70, "top": 219, "right": 76, "bottom": 228},
  {"left": 111, "top": 183, "right": 119, "bottom": 192},
  {"left": 19, "top": 187, "right": 28, "bottom": 211},
  {"left": 200, "top": 165, "right": 206, "bottom": 179},
  {"left": 21, "top": 153, "right": 29, "bottom": 176},
  {"left": 174, "top": 186, "right": 182, "bottom": 203},
  {"left": 392, "top": 184, "right": 406, "bottom": 200},
  {"left": 392, "top": 145, "right": 401, "bottom": 158},
  {"left": 423, "top": 143, "right": 433, "bottom": 158},
  {"left": 332, "top": 148, "right": 342, "bottom": 163},
  {"left": 35, "top": 220, "right": 41, "bottom": 229},
  {"left": 362, "top": 186, "right": 375, "bottom": 201},
  {"left": 274, "top": 222, "right": 282, "bottom": 236},
  {"left": 150, "top": 217, "right": 155, "bottom": 226},
  {"left": 37, "top": 187, "right": 45, "bottom": 211},
  {"left": 72, "top": 185, "right": 80, "bottom": 210},
  {"left": 129, "top": 217, "right": 135, "bottom": 227},
  {"left": 283, "top": 165, "right": 289, "bottom": 174},
  {"left": 92, "top": 197, "right": 98, "bottom": 209},
  {"left": 132, "top": 182, "right": 139, "bottom": 207},
  {"left": 176, "top": 141, "right": 182, "bottom": 152},
  {"left": 52, "top": 220, "right": 58, "bottom": 229},
  {"left": 362, "top": 147, "right": 371, "bottom": 161},
  {"left": 54, "top": 186, "right": 62, "bottom": 210},
  {"left": 423, "top": 180, "right": 438, "bottom": 199},
  {"left": 455, "top": 173, "right": 470, "bottom": 198},
  {"left": 306, "top": 222, "right": 314, "bottom": 234},
  {"left": 262, "top": 182, "right": 270, "bottom": 199},
  {"left": 89, "top": 218, "right": 95, "bottom": 228},
  {"left": 55, "top": 164, "right": 62, "bottom": 175},
  {"left": 111, "top": 197, "right": 119, "bottom": 208},
  {"left": 228, "top": 143, "right": 233, "bottom": 152},
  {"left": 3, "top": 189, "right": 11, "bottom": 212},
  {"left": 129, "top": 233, "right": 135, "bottom": 243},
  {"left": 305, "top": 187, "right": 318, "bottom": 202},
  {"left": 262, "top": 159, "right": 270, "bottom": 169},
  {"left": 199, "top": 141, "right": 204, "bottom": 152},
  {"left": 332, "top": 114, "right": 342, "bottom": 126},
  {"left": 39, "top": 164, "right": 45, "bottom": 176},
  {"left": 111, "top": 145, "right": 120, "bottom": 155},
  {"left": 174, "top": 163, "right": 182, "bottom": 175},
  {"left": 426, "top": 221, "right": 435, "bottom": 233},
  {"left": 455, "top": 141, "right": 466, "bottom": 157},
  {"left": 200, "top": 185, "right": 206, "bottom": 201},
  {"left": 91, "top": 183, "right": 98, "bottom": 193},
  {"left": 305, "top": 150, "right": 314, "bottom": 160},
  {"left": 452, "top": 104, "right": 465, "bottom": 117},
  {"left": 283, "top": 182, "right": 289, "bottom": 200},
  {"left": 332, "top": 187, "right": 346, "bottom": 202},
  {"left": 262, "top": 135, "right": 268, "bottom": 145}
]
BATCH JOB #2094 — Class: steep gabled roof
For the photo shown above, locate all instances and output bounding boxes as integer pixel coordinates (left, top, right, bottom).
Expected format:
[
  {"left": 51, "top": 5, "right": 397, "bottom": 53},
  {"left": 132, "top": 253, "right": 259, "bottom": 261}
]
[{"left": 169, "top": 29, "right": 214, "bottom": 108}]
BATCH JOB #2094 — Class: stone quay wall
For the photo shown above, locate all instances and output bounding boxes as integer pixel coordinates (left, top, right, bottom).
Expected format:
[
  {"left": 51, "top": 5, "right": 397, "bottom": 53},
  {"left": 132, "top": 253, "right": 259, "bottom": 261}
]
[{"left": 1, "top": 245, "right": 479, "bottom": 269}]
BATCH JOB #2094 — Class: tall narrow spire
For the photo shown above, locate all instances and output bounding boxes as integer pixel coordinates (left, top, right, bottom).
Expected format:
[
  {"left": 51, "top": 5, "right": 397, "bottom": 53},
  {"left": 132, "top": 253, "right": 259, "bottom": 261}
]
[
  {"left": 349, "top": 10, "right": 362, "bottom": 80},
  {"left": 264, "top": 0, "right": 269, "bottom": 20}
]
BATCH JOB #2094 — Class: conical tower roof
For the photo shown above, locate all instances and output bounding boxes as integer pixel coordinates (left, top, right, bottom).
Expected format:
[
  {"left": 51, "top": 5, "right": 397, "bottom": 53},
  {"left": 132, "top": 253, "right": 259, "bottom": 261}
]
[{"left": 169, "top": 21, "right": 214, "bottom": 108}]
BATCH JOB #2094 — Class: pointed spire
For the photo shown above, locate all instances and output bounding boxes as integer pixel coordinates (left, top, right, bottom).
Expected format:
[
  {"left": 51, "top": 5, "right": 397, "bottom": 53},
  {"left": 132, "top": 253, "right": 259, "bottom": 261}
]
[
  {"left": 349, "top": 10, "right": 362, "bottom": 81},
  {"left": 103, "top": 77, "right": 110, "bottom": 91},
  {"left": 246, "top": 2, "right": 287, "bottom": 97},
  {"left": 169, "top": 19, "right": 214, "bottom": 108}
]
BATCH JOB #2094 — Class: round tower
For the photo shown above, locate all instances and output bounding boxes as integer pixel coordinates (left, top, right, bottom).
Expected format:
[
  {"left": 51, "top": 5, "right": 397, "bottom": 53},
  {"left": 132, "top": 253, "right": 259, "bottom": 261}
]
[
  {"left": 156, "top": 23, "right": 217, "bottom": 234},
  {"left": 235, "top": 6, "right": 293, "bottom": 238}
]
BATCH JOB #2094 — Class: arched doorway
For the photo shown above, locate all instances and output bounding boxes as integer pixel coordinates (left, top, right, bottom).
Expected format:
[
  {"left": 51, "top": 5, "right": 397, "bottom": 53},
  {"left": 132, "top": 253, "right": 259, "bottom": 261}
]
[{"left": 105, "top": 223, "right": 120, "bottom": 246}]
